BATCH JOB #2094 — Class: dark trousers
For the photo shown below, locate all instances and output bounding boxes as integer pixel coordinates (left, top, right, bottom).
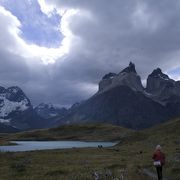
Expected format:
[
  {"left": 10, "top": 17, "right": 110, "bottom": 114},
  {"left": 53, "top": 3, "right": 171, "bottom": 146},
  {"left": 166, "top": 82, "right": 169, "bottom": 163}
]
[{"left": 156, "top": 166, "right": 163, "bottom": 180}]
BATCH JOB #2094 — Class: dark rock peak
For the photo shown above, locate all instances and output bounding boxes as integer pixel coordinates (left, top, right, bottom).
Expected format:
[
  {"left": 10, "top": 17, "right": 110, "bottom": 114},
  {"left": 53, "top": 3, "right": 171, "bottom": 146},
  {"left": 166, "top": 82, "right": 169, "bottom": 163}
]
[
  {"left": 7, "top": 86, "right": 23, "bottom": 93},
  {"left": 102, "top": 72, "right": 117, "bottom": 80},
  {"left": 0, "top": 86, "right": 6, "bottom": 93},
  {"left": 149, "top": 68, "right": 170, "bottom": 80},
  {"left": 0, "top": 86, "right": 25, "bottom": 96},
  {"left": 4, "top": 86, "right": 30, "bottom": 103},
  {"left": 0, "top": 86, "right": 22, "bottom": 94},
  {"left": 121, "top": 62, "right": 137, "bottom": 74}
]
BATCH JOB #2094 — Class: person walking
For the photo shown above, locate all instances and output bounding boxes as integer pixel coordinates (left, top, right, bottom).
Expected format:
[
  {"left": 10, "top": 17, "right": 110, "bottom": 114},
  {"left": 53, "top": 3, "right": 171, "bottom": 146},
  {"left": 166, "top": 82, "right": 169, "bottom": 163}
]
[{"left": 152, "top": 145, "right": 165, "bottom": 180}]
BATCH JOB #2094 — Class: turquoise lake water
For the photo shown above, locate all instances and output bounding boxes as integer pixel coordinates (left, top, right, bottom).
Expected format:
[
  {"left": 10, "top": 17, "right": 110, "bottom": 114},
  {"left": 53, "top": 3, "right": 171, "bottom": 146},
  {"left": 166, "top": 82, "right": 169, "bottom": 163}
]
[{"left": 0, "top": 141, "right": 117, "bottom": 152}]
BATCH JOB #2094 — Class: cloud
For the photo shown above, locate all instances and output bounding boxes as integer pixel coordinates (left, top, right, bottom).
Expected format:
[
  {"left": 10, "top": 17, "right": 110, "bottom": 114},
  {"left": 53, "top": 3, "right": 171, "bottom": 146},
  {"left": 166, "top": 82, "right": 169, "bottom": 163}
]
[
  {"left": 131, "top": 1, "right": 163, "bottom": 32},
  {"left": 37, "top": 0, "right": 55, "bottom": 17},
  {"left": 38, "top": 0, "right": 180, "bottom": 75},
  {"left": 0, "top": 0, "right": 180, "bottom": 107},
  {"left": 0, "top": 0, "right": 62, "bottom": 47},
  {"left": 0, "top": 4, "right": 69, "bottom": 64}
]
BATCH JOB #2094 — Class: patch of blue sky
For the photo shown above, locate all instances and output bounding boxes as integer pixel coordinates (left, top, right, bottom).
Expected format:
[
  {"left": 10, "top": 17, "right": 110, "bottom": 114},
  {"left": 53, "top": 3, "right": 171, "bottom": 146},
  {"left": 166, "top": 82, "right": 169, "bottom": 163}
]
[
  {"left": 168, "top": 67, "right": 180, "bottom": 77},
  {"left": 0, "top": 0, "right": 63, "bottom": 48}
]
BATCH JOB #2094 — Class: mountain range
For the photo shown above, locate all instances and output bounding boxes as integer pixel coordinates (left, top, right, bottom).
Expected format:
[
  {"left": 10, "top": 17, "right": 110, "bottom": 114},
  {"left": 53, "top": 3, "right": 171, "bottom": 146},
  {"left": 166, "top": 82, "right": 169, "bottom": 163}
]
[
  {"left": 0, "top": 62, "right": 180, "bottom": 132},
  {"left": 54, "top": 62, "right": 180, "bottom": 129}
]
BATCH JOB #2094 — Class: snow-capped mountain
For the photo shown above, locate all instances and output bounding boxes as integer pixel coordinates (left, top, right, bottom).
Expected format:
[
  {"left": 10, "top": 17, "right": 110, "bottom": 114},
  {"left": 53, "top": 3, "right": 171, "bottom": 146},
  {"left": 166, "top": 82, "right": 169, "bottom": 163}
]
[
  {"left": 34, "top": 103, "right": 67, "bottom": 119},
  {"left": 0, "top": 86, "right": 43, "bottom": 131},
  {"left": 0, "top": 86, "right": 30, "bottom": 121}
]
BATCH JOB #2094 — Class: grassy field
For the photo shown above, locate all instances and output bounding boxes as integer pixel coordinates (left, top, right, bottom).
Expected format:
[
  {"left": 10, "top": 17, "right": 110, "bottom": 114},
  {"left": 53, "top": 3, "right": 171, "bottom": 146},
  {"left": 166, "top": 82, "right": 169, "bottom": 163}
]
[
  {"left": 0, "top": 124, "right": 132, "bottom": 142},
  {"left": 0, "top": 119, "right": 180, "bottom": 179}
]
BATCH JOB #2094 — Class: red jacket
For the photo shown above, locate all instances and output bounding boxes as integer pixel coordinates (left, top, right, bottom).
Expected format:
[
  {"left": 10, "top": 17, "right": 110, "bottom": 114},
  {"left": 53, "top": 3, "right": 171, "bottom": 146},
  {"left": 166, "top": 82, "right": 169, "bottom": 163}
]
[{"left": 152, "top": 150, "right": 165, "bottom": 165}]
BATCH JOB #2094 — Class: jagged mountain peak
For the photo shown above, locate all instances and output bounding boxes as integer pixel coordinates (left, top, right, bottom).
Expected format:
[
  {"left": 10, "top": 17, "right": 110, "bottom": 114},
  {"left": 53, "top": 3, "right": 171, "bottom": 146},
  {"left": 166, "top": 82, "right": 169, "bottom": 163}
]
[
  {"left": 152, "top": 67, "right": 162, "bottom": 74},
  {"left": 120, "top": 62, "right": 137, "bottom": 74},
  {"left": 146, "top": 68, "right": 180, "bottom": 104},
  {"left": 0, "top": 86, "right": 30, "bottom": 117},
  {"left": 0, "top": 86, "right": 23, "bottom": 94},
  {"left": 98, "top": 62, "right": 143, "bottom": 93},
  {"left": 149, "top": 68, "right": 170, "bottom": 80}
]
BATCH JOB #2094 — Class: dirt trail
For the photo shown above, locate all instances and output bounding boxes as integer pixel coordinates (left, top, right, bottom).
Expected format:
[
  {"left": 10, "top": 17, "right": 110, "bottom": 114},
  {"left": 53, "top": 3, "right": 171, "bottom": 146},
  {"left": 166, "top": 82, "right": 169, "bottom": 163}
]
[{"left": 142, "top": 168, "right": 172, "bottom": 180}]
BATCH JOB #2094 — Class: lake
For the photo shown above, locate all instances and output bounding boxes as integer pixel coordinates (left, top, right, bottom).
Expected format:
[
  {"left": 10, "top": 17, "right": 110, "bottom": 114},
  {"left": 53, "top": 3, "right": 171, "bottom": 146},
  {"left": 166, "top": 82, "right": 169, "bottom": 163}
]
[{"left": 0, "top": 141, "right": 117, "bottom": 152}]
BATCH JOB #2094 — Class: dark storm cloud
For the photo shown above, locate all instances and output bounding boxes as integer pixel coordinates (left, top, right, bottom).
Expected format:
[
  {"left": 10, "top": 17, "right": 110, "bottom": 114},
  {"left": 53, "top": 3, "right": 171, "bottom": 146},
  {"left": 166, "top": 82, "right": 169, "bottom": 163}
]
[
  {"left": 45, "top": 0, "right": 180, "bottom": 74},
  {"left": 40, "top": 0, "right": 180, "bottom": 100},
  {"left": 0, "top": 50, "right": 30, "bottom": 85},
  {"left": 0, "top": 0, "right": 180, "bottom": 106}
]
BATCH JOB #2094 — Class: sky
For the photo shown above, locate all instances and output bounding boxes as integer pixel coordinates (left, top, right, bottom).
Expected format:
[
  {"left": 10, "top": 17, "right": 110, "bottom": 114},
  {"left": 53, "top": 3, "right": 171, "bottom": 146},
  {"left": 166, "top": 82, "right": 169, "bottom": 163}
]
[{"left": 0, "top": 0, "right": 180, "bottom": 107}]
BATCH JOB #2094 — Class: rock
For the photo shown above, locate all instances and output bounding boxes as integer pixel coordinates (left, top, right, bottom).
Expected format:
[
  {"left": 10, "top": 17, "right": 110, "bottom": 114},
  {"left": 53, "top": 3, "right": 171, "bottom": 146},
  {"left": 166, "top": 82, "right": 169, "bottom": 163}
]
[
  {"left": 98, "top": 62, "right": 144, "bottom": 93},
  {"left": 146, "top": 68, "right": 180, "bottom": 105},
  {"left": 146, "top": 68, "right": 173, "bottom": 94},
  {"left": 57, "top": 85, "right": 170, "bottom": 129},
  {"left": 121, "top": 62, "right": 137, "bottom": 74}
]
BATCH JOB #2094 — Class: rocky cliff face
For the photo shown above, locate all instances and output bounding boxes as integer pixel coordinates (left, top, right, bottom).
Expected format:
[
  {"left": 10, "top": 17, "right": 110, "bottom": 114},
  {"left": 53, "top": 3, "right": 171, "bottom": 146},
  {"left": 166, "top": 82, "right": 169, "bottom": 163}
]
[
  {"left": 98, "top": 62, "right": 144, "bottom": 93},
  {"left": 146, "top": 68, "right": 172, "bottom": 94},
  {"left": 146, "top": 68, "right": 180, "bottom": 104},
  {"left": 60, "top": 85, "right": 170, "bottom": 129}
]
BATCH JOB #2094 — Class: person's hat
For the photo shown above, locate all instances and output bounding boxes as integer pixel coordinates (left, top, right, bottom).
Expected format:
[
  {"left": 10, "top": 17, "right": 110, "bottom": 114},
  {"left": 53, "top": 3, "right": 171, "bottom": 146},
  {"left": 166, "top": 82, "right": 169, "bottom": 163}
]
[{"left": 156, "top": 145, "right": 162, "bottom": 150}]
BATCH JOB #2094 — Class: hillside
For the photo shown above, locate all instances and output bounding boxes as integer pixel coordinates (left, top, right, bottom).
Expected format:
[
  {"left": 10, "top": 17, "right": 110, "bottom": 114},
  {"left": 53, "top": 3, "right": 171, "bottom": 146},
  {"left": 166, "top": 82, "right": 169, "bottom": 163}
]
[
  {"left": 0, "top": 119, "right": 179, "bottom": 179},
  {"left": 1, "top": 124, "right": 131, "bottom": 142},
  {"left": 58, "top": 85, "right": 171, "bottom": 129},
  {"left": 116, "top": 118, "right": 180, "bottom": 179},
  {"left": 0, "top": 123, "right": 19, "bottom": 133}
]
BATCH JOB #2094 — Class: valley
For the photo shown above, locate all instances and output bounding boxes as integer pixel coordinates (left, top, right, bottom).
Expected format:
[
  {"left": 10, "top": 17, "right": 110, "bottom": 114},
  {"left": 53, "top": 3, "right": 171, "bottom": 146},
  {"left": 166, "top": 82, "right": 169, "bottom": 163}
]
[{"left": 0, "top": 118, "right": 180, "bottom": 179}]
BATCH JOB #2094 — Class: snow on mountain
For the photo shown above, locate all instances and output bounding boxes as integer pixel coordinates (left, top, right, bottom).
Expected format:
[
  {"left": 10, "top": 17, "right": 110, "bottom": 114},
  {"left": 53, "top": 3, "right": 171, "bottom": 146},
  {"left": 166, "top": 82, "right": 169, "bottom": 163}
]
[
  {"left": 0, "top": 86, "right": 30, "bottom": 120},
  {"left": 0, "top": 118, "right": 10, "bottom": 123},
  {"left": 34, "top": 103, "right": 67, "bottom": 119},
  {"left": 0, "top": 96, "right": 29, "bottom": 117},
  {"left": 0, "top": 86, "right": 41, "bottom": 131}
]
